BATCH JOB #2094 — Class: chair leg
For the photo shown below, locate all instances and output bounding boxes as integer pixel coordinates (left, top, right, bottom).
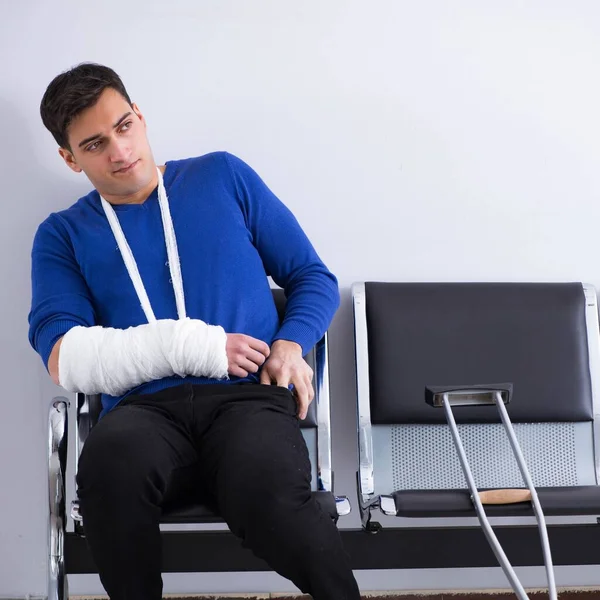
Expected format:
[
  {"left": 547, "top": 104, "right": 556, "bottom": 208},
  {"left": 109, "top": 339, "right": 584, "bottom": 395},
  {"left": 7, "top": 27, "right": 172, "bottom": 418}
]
[
  {"left": 48, "top": 549, "right": 67, "bottom": 600},
  {"left": 49, "top": 398, "right": 69, "bottom": 600}
]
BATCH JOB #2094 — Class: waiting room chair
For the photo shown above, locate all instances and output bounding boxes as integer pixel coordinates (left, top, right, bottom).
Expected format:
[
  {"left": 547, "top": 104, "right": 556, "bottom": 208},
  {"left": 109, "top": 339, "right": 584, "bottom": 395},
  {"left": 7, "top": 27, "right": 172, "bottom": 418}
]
[
  {"left": 352, "top": 282, "right": 600, "bottom": 531},
  {"left": 48, "top": 288, "right": 350, "bottom": 600}
]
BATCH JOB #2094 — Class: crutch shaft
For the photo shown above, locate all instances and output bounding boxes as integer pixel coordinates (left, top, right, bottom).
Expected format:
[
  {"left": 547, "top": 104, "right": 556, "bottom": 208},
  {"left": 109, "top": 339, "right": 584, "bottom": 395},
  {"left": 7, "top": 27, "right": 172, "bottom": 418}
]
[{"left": 442, "top": 397, "right": 530, "bottom": 600}]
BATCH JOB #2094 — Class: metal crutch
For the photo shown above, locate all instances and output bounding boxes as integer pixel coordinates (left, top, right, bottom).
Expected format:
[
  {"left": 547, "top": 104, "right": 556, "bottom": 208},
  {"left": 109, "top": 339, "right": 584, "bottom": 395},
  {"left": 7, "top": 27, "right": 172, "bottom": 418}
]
[{"left": 425, "top": 384, "right": 557, "bottom": 600}]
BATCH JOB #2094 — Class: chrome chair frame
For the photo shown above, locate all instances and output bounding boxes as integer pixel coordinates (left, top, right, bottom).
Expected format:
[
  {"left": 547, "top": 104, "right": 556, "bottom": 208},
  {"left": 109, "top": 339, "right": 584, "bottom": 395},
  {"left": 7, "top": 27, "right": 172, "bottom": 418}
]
[{"left": 48, "top": 328, "right": 349, "bottom": 600}]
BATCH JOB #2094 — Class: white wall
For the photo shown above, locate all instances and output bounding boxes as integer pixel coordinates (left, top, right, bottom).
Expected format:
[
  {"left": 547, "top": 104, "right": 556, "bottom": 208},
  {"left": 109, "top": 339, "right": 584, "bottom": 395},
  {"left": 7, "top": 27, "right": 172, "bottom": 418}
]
[{"left": 2, "top": 0, "right": 600, "bottom": 596}]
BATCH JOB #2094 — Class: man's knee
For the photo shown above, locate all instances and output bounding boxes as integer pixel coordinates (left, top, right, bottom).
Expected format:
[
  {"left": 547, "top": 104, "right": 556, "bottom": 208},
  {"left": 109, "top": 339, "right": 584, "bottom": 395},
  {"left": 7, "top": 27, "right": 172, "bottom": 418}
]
[
  {"left": 220, "top": 468, "right": 315, "bottom": 541},
  {"left": 224, "top": 450, "right": 311, "bottom": 502}
]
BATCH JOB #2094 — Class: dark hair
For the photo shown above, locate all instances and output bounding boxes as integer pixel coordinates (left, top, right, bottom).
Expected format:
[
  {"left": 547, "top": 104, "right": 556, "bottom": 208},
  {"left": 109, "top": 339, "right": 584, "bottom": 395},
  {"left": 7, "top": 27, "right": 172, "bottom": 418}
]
[{"left": 40, "top": 62, "right": 132, "bottom": 150}]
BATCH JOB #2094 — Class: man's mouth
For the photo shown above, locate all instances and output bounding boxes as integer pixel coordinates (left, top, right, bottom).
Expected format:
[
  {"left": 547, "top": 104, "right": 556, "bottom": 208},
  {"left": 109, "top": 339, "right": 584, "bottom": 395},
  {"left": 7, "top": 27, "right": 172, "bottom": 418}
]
[{"left": 114, "top": 160, "right": 139, "bottom": 174}]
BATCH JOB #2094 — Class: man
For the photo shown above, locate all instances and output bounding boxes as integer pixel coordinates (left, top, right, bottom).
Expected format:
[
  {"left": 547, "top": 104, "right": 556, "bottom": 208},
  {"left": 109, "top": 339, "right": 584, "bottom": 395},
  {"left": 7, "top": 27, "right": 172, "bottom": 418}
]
[{"left": 29, "top": 63, "right": 360, "bottom": 600}]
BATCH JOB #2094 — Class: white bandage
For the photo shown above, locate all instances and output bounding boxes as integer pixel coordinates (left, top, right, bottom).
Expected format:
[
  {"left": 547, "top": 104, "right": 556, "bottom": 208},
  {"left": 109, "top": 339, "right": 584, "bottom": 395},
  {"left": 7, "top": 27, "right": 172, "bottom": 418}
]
[{"left": 58, "top": 318, "right": 228, "bottom": 396}]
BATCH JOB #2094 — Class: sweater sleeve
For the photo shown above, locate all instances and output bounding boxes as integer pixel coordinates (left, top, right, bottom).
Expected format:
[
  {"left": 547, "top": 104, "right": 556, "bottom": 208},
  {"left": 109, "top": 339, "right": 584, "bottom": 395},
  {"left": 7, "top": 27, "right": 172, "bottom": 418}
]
[
  {"left": 223, "top": 152, "right": 340, "bottom": 354},
  {"left": 28, "top": 215, "right": 97, "bottom": 370}
]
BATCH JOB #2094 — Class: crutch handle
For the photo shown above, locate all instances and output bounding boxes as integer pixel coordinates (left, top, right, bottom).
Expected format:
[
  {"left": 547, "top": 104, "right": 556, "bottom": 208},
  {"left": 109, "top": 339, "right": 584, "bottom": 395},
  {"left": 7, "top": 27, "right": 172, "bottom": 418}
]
[{"left": 478, "top": 489, "right": 532, "bottom": 505}]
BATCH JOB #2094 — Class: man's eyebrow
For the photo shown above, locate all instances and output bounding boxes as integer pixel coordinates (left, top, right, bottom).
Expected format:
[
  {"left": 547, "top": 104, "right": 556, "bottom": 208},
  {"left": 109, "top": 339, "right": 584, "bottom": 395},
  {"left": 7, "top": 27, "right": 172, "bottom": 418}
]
[{"left": 77, "top": 111, "right": 133, "bottom": 148}]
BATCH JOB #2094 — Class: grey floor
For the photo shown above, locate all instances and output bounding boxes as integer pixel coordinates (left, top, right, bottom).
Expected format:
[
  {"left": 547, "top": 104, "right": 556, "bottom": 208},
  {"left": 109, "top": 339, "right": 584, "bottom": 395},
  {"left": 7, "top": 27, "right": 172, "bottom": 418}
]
[{"left": 71, "top": 591, "right": 600, "bottom": 599}]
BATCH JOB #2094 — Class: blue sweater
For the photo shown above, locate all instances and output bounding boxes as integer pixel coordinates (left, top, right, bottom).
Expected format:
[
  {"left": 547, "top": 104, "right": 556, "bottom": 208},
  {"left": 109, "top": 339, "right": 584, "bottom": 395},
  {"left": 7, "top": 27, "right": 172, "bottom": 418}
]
[{"left": 28, "top": 152, "right": 340, "bottom": 413}]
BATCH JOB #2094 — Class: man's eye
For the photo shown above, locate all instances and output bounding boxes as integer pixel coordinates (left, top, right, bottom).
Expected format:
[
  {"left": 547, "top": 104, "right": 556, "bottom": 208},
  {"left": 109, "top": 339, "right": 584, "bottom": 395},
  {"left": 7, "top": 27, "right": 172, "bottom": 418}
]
[
  {"left": 120, "top": 121, "right": 133, "bottom": 132},
  {"left": 87, "top": 141, "right": 101, "bottom": 151}
]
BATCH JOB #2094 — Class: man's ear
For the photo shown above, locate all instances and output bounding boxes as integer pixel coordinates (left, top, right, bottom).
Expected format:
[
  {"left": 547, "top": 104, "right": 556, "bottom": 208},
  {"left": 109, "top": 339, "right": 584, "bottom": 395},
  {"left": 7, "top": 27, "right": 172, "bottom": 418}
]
[
  {"left": 58, "top": 147, "right": 83, "bottom": 173},
  {"left": 132, "top": 102, "right": 147, "bottom": 129}
]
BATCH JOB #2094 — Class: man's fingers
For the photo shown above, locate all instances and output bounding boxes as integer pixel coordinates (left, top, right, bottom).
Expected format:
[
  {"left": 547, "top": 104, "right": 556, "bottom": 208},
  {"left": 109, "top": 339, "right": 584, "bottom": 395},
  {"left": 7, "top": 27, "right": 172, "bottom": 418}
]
[
  {"left": 247, "top": 337, "right": 271, "bottom": 357},
  {"left": 229, "top": 365, "right": 249, "bottom": 378},
  {"left": 246, "top": 348, "right": 268, "bottom": 368},
  {"left": 293, "top": 380, "right": 310, "bottom": 420},
  {"left": 305, "top": 375, "right": 315, "bottom": 402},
  {"left": 259, "top": 366, "right": 271, "bottom": 385},
  {"left": 276, "top": 374, "right": 291, "bottom": 389},
  {"left": 238, "top": 358, "right": 261, "bottom": 374}
]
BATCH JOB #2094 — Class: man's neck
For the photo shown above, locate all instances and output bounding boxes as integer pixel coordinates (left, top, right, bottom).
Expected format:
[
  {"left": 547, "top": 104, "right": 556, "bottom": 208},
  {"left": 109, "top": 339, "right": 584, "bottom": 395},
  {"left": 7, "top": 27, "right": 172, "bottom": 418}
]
[{"left": 103, "top": 164, "right": 166, "bottom": 205}]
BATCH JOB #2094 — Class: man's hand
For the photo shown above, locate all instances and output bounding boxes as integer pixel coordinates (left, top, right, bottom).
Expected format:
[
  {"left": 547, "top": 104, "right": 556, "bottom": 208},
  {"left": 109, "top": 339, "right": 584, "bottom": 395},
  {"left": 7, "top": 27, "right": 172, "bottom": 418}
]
[
  {"left": 260, "top": 339, "right": 314, "bottom": 419},
  {"left": 226, "top": 333, "right": 271, "bottom": 378}
]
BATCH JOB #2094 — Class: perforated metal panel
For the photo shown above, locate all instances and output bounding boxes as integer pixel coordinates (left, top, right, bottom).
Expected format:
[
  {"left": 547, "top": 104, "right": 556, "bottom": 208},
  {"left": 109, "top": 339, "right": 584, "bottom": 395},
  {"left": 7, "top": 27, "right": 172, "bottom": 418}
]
[{"left": 370, "top": 422, "right": 597, "bottom": 494}]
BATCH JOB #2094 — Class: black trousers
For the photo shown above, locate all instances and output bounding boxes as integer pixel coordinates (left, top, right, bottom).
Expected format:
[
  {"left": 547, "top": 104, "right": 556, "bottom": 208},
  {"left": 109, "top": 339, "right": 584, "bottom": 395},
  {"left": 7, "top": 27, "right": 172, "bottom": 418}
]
[{"left": 76, "top": 383, "right": 360, "bottom": 600}]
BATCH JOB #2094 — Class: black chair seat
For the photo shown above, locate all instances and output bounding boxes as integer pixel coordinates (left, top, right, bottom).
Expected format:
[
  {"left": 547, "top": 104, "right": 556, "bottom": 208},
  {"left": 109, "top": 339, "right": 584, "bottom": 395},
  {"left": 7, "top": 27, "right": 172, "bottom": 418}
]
[
  {"left": 160, "top": 490, "right": 339, "bottom": 524},
  {"left": 160, "top": 499, "right": 222, "bottom": 524},
  {"left": 391, "top": 486, "right": 600, "bottom": 518}
]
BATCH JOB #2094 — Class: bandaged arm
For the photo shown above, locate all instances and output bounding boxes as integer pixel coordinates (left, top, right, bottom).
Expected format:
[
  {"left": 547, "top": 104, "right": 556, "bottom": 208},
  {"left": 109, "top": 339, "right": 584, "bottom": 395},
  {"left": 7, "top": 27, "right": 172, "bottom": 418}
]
[{"left": 52, "top": 318, "right": 228, "bottom": 396}]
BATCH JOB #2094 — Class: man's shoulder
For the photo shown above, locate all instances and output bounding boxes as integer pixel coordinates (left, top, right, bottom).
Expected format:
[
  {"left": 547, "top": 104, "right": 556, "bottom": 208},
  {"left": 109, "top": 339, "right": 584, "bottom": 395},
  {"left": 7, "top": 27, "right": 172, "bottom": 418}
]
[
  {"left": 36, "top": 190, "right": 99, "bottom": 240},
  {"left": 169, "top": 150, "right": 236, "bottom": 176}
]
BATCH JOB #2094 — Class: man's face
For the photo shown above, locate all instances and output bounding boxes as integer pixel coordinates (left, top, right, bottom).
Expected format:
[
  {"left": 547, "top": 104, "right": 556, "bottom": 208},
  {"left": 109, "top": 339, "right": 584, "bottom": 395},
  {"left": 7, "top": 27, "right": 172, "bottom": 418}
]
[{"left": 59, "top": 87, "right": 156, "bottom": 199}]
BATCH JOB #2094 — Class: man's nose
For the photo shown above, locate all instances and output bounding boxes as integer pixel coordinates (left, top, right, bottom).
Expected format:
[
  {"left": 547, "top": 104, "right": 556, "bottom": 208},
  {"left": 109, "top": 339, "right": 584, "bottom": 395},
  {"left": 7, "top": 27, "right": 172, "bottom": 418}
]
[{"left": 109, "top": 138, "right": 131, "bottom": 165}]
